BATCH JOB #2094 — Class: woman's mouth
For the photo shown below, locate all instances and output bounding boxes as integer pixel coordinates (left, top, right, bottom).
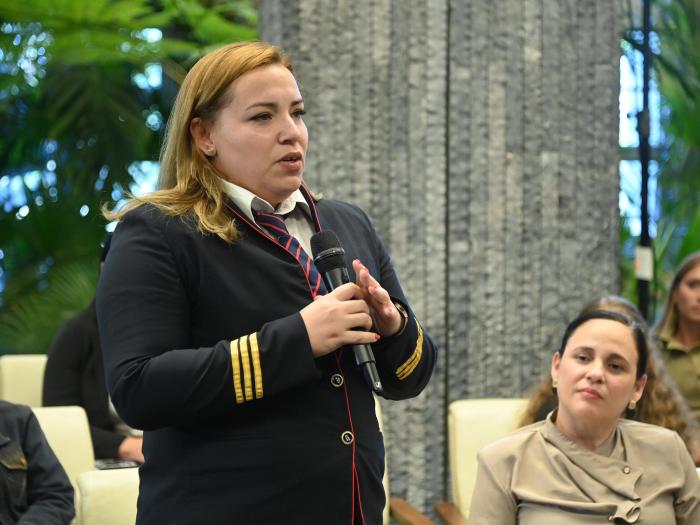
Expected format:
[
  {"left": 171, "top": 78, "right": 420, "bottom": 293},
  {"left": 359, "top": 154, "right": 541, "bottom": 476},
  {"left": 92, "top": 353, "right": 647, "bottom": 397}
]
[
  {"left": 578, "top": 388, "right": 603, "bottom": 400},
  {"left": 277, "top": 152, "right": 303, "bottom": 170}
]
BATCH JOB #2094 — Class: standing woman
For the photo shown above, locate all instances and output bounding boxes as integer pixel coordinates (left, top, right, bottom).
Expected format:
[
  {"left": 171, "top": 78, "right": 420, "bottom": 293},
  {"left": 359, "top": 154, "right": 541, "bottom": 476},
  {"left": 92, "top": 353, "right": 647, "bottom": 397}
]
[
  {"left": 656, "top": 252, "right": 700, "bottom": 422},
  {"left": 97, "top": 42, "right": 436, "bottom": 525}
]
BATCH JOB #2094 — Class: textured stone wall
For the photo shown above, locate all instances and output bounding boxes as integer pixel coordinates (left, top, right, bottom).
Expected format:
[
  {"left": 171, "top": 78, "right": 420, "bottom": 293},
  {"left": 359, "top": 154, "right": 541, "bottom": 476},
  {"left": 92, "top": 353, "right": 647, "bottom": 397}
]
[{"left": 261, "top": 0, "right": 620, "bottom": 517}]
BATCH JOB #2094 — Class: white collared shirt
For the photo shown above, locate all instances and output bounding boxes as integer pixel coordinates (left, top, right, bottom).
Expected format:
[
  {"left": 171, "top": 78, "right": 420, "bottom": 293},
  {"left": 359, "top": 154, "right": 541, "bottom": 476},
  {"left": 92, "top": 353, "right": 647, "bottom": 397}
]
[{"left": 218, "top": 178, "right": 316, "bottom": 254}]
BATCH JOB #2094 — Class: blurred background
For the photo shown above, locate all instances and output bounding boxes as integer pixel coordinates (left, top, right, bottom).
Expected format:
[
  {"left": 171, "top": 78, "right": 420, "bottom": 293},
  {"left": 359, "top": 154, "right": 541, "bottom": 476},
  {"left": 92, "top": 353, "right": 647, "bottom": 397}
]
[
  {"left": 0, "top": 0, "right": 697, "bottom": 355},
  {"left": 0, "top": 0, "right": 258, "bottom": 354}
]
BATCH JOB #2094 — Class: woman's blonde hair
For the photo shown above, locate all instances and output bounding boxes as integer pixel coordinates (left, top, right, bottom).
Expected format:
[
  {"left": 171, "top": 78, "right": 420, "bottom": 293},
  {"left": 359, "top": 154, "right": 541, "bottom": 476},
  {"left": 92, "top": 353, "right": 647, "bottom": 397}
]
[
  {"left": 104, "top": 41, "right": 293, "bottom": 243},
  {"left": 518, "top": 294, "right": 700, "bottom": 462},
  {"left": 656, "top": 251, "right": 700, "bottom": 338}
]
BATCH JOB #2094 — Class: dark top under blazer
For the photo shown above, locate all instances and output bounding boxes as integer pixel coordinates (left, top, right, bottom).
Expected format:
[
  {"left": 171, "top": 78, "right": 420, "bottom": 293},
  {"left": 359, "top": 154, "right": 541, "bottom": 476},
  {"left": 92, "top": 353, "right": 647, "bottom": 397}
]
[
  {"left": 43, "top": 301, "right": 127, "bottom": 459},
  {"left": 96, "top": 191, "right": 437, "bottom": 525}
]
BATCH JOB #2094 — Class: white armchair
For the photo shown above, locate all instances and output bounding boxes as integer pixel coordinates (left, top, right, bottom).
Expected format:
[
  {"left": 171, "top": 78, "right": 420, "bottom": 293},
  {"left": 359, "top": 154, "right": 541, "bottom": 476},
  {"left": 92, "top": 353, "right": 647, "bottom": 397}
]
[
  {"left": 0, "top": 354, "right": 47, "bottom": 406},
  {"left": 435, "top": 398, "right": 528, "bottom": 524},
  {"left": 77, "top": 467, "right": 139, "bottom": 525}
]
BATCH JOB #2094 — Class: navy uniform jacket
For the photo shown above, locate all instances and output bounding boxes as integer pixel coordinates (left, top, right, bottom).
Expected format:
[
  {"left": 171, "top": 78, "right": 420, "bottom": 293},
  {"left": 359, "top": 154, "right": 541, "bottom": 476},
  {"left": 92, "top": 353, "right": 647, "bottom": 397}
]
[
  {"left": 0, "top": 401, "right": 74, "bottom": 525},
  {"left": 96, "top": 188, "right": 437, "bottom": 525}
]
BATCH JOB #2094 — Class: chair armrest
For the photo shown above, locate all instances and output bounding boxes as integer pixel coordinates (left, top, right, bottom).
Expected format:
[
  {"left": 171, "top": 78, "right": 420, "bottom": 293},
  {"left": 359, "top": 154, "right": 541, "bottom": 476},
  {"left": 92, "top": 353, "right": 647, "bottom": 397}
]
[
  {"left": 76, "top": 467, "right": 139, "bottom": 525},
  {"left": 389, "top": 497, "right": 437, "bottom": 525},
  {"left": 434, "top": 501, "right": 469, "bottom": 525}
]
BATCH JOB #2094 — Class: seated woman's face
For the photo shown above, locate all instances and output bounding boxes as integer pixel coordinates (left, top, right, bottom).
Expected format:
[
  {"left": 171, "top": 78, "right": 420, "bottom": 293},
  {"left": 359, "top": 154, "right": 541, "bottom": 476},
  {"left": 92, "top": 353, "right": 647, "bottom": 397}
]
[
  {"left": 675, "top": 264, "right": 700, "bottom": 327},
  {"left": 552, "top": 319, "right": 646, "bottom": 429}
]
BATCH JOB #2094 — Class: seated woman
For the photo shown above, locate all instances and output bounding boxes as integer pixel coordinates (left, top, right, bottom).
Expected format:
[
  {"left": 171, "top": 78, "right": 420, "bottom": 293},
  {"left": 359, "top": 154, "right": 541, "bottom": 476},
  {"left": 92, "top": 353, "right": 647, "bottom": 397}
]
[
  {"left": 0, "top": 400, "right": 74, "bottom": 525},
  {"left": 469, "top": 309, "right": 700, "bottom": 524},
  {"left": 43, "top": 234, "right": 143, "bottom": 465},
  {"left": 654, "top": 252, "right": 700, "bottom": 422},
  {"left": 519, "top": 295, "right": 700, "bottom": 464}
]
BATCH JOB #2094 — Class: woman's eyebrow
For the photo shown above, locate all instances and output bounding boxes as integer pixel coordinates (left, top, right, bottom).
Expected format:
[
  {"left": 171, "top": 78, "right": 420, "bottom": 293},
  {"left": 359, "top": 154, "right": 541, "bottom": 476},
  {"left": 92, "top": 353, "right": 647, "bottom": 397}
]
[
  {"left": 607, "top": 352, "right": 630, "bottom": 363},
  {"left": 245, "top": 98, "right": 304, "bottom": 111}
]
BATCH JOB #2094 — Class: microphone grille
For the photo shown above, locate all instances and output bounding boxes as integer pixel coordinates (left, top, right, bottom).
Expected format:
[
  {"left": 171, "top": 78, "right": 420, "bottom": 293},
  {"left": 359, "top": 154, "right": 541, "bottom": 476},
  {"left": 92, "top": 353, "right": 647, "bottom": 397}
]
[{"left": 310, "top": 230, "right": 342, "bottom": 258}]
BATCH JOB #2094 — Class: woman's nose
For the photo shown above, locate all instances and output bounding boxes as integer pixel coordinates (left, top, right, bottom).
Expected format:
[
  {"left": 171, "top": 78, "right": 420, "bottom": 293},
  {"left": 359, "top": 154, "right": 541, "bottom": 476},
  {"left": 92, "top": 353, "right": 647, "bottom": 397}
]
[
  {"left": 278, "top": 115, "right": 303, "bottom": 143},
  {"left": 585, "top": 361, "right": 604, "bottom": 381}
]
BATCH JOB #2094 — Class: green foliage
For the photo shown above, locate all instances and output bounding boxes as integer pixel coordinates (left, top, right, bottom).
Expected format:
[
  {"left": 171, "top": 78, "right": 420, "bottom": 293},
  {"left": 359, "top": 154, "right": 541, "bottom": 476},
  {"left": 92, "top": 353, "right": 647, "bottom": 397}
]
[
  {"left": 620, "top": 0, "right": 700, "bottom": 317},
  {"left": 0, "top": 261, "right": 97, "bottom": 354},
  {"left": 653, "top": 0, "right": 700, "bottom": 262},
  {"left": 0, "top": 0, "right": 258, "bottom": 354}
]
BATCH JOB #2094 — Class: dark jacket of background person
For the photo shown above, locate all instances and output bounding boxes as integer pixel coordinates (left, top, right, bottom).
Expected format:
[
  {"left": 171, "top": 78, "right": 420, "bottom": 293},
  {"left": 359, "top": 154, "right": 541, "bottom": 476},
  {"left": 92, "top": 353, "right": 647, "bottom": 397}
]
[
  {"left": 0, "top": 401, "right": 74, "bottom": 525},
  {"left": 43, "top": 300, "right": 126, "bottom": 459},
  {"left": 97, "top": 195, "right": 437, "bottom": 525}
]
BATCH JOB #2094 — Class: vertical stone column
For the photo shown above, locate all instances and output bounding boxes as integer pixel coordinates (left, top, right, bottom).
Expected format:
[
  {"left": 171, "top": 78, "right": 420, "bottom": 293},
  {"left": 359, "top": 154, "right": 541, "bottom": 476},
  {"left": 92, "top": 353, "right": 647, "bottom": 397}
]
[
  {"left": 446, "top": 0, "right": 620, "bottom": 402},
  {"left": 261, "top": 0, "right": 619, "bottom": 515}
]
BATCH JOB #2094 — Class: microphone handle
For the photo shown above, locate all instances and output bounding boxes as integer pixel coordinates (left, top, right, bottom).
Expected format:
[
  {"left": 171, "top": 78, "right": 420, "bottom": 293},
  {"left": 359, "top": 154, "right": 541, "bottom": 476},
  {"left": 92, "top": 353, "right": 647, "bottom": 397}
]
[{"left": 322, "top": 267, "right": 384, "bottom": 394}]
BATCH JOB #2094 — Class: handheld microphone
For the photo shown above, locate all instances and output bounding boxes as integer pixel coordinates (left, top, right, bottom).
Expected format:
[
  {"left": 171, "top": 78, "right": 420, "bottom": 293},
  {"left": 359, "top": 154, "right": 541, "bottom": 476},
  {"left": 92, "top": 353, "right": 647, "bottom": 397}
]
[{"left": 311, "top": 230, "right": 383, "bottom": 394}]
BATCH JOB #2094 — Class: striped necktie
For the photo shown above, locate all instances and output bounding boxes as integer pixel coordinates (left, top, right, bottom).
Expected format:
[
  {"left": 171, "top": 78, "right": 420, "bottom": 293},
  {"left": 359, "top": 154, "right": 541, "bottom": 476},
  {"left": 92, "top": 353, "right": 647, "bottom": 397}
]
[{"left": 253, "top": 211, "right": 327, "bottom": 297}]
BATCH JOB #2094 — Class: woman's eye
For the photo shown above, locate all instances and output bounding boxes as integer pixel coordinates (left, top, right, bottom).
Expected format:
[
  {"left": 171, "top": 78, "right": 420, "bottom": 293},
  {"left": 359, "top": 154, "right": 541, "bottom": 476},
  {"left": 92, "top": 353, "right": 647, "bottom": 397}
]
[
  {"left": 251, "top": 113, "right": 271, "bottom": 121},
  {"left": 574, "top": 354, "right": 589, "bottom": 363},
  {"left": 292, "top": 109, "right": 306, "bottom": 119},
  {"left": 608, "top": 363, "right": 625, "bottom": 372}
]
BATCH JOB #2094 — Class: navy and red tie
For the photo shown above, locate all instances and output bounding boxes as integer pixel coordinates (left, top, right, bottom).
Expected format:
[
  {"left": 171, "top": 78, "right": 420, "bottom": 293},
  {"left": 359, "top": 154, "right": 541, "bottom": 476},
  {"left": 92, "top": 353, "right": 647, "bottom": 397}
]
[{"left": 253, "top": 211, "right": 327, "bottom": 297}]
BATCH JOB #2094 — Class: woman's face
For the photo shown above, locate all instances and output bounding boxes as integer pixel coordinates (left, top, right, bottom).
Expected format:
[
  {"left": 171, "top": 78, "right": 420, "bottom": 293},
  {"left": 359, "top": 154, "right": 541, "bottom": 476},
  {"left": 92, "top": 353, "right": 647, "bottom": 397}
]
[
  {"left": 551, "top": 319, "right": 646, "bottom": 431},
  {"left": 674, "top": 263, "right": 700, "bottom": 327},
  {"left": 191, "top": 64, "right": 308, "bottom": 207}
]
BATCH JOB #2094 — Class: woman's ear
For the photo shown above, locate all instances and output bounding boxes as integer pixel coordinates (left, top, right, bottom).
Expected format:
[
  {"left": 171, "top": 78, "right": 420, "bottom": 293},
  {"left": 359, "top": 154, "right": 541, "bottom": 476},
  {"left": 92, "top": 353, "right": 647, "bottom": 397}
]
[
  {"left": 633, "top": 373, "right": 648, "bottom": 402},
  {"left": 551, "top": 352, "right": 561, "bottom": 385},
  {"left": 190, "top": 117, "right": 216, "bottom": 157}
]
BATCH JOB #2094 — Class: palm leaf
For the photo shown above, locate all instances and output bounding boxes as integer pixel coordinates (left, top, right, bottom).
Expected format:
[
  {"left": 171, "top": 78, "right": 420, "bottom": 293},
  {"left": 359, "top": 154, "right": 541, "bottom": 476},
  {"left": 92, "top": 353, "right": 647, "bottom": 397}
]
[{"left": 0, "top": 260, "right": 97, "bottom": 355}]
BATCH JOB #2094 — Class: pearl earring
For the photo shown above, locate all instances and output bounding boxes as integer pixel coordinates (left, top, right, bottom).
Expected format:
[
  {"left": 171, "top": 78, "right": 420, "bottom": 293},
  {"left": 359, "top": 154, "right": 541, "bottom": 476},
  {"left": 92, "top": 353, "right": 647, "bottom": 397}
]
[{"left": 628, "top": 399, "right": 637, "bottom": 411}]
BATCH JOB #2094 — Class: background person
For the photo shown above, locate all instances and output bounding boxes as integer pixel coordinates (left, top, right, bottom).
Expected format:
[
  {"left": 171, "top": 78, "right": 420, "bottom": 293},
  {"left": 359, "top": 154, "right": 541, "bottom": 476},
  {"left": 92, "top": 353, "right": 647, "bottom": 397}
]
[
  {"left": 0, "top": 400, "right": 74, "bottom": 525},
  {"left": 43, "top": 234, "right": 144, "bottom": 465},
  {"left": 97, "top": 41, "right": 436, "bottom": 525},
  {"left": 655, "top": 251, "right": 700, "bottom": 422},
  {"left": 469, "top": 310, "right": 700, "bottom": 524}
]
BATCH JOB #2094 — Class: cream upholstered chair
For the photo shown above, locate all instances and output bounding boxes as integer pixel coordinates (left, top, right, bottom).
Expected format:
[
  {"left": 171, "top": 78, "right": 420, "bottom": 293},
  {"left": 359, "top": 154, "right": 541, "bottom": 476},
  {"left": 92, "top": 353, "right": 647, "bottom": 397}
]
[
  {"left": 435, "top": 398, "right": 528, "bottom": 524},
  {"left": 33, "top": 405, "right": 95, "bottom": 487},
  {"left": 33, "top": 405, "right": 96, "bottom": 525},
  {"left": 77, "top": 467, "right": 139, "bottom": 525},
  {"left": 0, "top": 354, "right": 47, "bottom": 406}
]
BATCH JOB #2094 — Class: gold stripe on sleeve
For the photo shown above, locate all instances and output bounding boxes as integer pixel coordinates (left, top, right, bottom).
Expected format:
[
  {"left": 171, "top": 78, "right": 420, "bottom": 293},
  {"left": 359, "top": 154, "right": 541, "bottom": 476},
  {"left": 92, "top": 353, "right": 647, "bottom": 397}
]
[
  {"left": 249, "top": 333, "right": 263, "bottom": 399},
  {"left": 396, "top": 322, "right": 424, "bottom": 380},
  {"left": 240, "top": 336, "right": 253, "bottom": 402},
  {"left": 230, "top": 338, "right": 244, "bottom": 404}
]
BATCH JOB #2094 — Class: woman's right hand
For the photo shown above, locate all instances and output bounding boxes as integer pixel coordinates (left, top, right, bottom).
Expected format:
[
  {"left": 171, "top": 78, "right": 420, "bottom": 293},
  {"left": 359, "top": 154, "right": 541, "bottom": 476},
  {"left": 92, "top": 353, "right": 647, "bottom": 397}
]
[
  {"left": 300, "top": 283, "right": 378, "bottom": 357},
  {"left": 118, "top": 436, "right": 144, "bottom": 463}
]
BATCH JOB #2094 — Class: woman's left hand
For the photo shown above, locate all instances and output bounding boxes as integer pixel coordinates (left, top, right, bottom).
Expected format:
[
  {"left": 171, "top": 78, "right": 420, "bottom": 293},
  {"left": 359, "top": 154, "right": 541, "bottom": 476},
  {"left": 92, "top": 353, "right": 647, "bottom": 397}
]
[{"left": 352, "top": 259, "right": 403, "bottom": 337}]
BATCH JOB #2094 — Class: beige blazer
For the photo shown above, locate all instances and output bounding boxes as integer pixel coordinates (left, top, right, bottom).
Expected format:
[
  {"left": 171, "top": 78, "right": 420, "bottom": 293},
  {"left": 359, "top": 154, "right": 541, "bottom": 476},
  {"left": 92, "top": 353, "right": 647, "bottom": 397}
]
[{"left": 469, "top": 416, "right": 700, "bottom": 524}]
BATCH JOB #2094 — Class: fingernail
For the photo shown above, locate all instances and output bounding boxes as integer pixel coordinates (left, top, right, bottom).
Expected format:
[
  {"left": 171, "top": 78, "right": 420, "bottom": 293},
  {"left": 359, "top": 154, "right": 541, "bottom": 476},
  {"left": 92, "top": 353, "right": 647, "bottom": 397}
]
[{"left": 374, "top": 333, "right": 381, "bottom": 341}]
